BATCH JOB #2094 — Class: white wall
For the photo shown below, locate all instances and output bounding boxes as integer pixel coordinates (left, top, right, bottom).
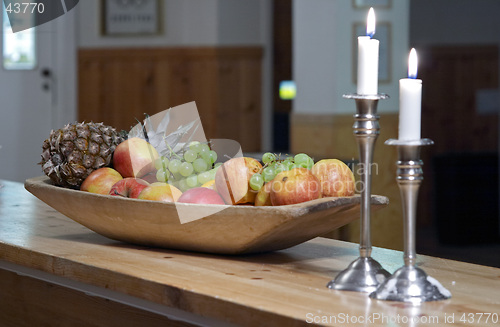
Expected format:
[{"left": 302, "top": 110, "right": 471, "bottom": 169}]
[
  {"left": 78, "top": 0, "right": 217, "bottom": 47},
  {"left": 78, "top": 0, "right": 264, "bottom": 47},
  {"left": 76, "top": 0, "right": 272, "bottom": 151},
  {"left": 293, "top": 0, "right": 410, "bottom": 115},
  {"left": 217, "top": 0, "right": 265, "bottom": 46}
]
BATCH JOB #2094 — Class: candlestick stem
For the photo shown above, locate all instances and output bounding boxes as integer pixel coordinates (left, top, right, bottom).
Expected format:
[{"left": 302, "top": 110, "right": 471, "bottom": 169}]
[
  {"left": 327, "top": 94, "right": 390, "bottom": 293},
  {"left": 397, "top": 144, "right": 423, "bottom": 267},
  {"left": 355, "top": 103, "right": 378, "bottom": 259},
  {"left": 370, "top": 139, "right": 451, "bottom": 303}
]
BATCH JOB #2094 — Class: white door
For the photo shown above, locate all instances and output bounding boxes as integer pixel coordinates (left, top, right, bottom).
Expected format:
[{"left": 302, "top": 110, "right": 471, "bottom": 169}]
[{"left": 0, "top": 6, "right": 76, "bottom": 183}]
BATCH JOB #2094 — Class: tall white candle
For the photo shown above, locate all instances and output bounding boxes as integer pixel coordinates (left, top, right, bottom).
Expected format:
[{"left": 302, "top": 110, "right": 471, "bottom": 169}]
[
  {"left": 398, "top": 48, "right": 422, "bottom": 140},
  {"left": 357, "top": 8, "right": 379, "bottom": 95}
]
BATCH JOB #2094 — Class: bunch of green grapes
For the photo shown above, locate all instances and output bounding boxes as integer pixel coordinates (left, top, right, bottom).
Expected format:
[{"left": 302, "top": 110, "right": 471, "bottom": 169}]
[
  {"left": 249, "top": 152, "right": 314, "bottom": 191},
  {"left": 154, "top": 141, "right": 220, "bottom": 192}
]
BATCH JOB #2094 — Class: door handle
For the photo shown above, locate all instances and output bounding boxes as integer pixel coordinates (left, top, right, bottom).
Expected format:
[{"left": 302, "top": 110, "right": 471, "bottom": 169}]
[
  {"left": 41, "top": 68, "right": 52, "bottom": 92},
  {"left": 41, "top": 68, "right": 52, "bottom": 78}
]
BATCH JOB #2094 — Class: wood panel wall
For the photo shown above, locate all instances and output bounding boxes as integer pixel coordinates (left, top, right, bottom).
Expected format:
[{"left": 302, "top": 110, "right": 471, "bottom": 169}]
[
  {"left": 78, "top": 47, "right": 263, "bottom": 152},
  {"left": 418, "top": 45, "right": 499, "bottom": 227}
]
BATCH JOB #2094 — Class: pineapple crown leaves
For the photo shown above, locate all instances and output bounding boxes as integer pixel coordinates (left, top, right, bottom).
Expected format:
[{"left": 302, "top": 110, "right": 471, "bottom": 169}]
[{"left": 128, "top": 108, "right": 201, "bottom": 158}]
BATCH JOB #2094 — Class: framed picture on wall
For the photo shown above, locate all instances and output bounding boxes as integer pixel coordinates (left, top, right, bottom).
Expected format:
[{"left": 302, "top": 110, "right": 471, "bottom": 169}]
[
  {"left": 102, "top": 0, "right": 162, "bottom": 36},
  {"left": 352, "top": 22, "right": 392, "bottom": 84},
  {"left": 352, "top": 0, "right": 391, "bottom": 9}
]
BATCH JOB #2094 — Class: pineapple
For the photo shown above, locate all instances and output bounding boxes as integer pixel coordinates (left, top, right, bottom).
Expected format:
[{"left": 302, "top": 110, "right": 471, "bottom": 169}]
[{"left": 40, "top": 122, "right": 126, "bottom": 188}]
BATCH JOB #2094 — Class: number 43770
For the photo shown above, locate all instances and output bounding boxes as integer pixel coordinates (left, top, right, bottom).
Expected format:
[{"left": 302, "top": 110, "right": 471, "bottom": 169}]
[{"left": 5, "top": 2, "right": 45, "bottom": 14}]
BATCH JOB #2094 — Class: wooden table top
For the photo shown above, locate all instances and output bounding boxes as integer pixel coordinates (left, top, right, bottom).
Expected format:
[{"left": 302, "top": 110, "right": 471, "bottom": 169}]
[{"left": 1, "top": 179, "right": 499, "bottom": 326}]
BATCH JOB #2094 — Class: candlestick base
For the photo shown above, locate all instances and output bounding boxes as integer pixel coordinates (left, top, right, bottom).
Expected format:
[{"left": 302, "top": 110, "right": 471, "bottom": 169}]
[
  {"left": 369, "top": 138, "right": 451, "bottom": 303},
  {"left": 327, "top": 257, "right": 391, "bottom": 293},
  {"left": 369, "top": 265, "right": 451, "bottom": 303}
]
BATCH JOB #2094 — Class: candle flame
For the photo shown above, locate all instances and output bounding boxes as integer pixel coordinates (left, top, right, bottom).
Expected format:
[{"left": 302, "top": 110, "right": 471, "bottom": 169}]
[
  {"left": 408, "top": 48, "right": 418, "bottom": 79},
  {"left": 366, "top": 8, "right": 376, "bottom": 38}
]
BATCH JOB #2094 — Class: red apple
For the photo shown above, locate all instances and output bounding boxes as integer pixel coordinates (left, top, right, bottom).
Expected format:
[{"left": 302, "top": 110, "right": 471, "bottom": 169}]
[
  {"left": 311, "top": 159, "right": 355, "bottom": 197},
  {"left": 138, "top": 182, "right": 182, "bottom": 203},
  {"left": 112, "top": 137, "right": 159, "bottom": 178},
  {"left": 80, "top": 167, "right": 123, "bottom": 195},
  {"left": 255, "top": 181, "right": 273, "bottom": 206},
  {"left": 270, "top": 168, "right": 321, "bottom": 206},
  {"left": 214, "top": 157, "right": 262, "bottom": 205},
  {"left": 109, "top": 178, "right": 149, "bottom": 198},
  {"left": 177, "top": 187, "right": 225, "bottom": 205}
]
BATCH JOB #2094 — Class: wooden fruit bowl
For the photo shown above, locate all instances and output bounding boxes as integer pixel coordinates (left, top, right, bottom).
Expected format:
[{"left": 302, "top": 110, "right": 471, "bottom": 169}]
[{"left": 25, "top": 176, "right": 388, "bottom": 255}]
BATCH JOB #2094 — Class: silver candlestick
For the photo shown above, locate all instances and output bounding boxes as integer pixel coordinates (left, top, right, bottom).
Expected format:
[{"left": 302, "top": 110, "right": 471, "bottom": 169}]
[
  {"left": 369, "top": 138, "right": 451, "bottom": 303},
  {"left": 327, "top": 94, "right": 391, "bottom": 293}
]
